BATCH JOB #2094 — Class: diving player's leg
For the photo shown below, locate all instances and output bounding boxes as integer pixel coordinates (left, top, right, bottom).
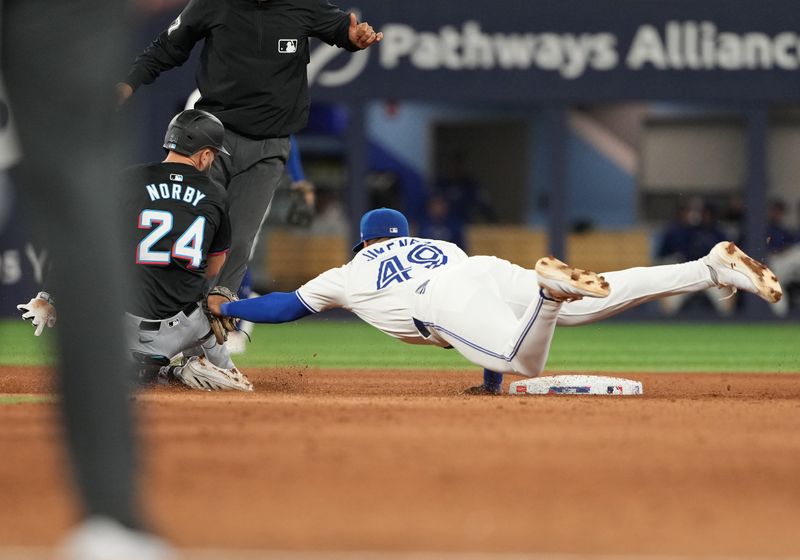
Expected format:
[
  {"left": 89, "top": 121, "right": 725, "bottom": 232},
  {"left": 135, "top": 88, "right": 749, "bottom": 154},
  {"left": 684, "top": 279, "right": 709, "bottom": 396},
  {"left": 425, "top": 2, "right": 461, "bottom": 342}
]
[
  {"left": 556, "top": 241, "right": 783, "bottom": 325},
  {"left": 555, "top": 259, "right": 715, "bottom": 326}
]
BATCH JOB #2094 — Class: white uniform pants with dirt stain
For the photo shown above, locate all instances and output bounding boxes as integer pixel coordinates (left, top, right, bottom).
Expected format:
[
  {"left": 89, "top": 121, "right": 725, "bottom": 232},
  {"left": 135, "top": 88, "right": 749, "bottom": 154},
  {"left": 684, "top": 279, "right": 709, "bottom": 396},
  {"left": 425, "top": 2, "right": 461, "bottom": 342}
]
[{"left": 414, "top": 256, "right": 715, "bottom": 376}]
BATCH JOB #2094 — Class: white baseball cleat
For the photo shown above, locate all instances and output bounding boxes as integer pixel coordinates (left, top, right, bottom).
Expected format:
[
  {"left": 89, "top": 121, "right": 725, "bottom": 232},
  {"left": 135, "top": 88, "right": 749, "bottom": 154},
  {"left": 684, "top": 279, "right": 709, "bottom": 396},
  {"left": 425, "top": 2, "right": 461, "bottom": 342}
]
[
  {"left": 704, "top": 241, "right": 783, "bottom": 304},
  {"left": 535, "top": 256, "right": 610, "bottom": 302},
  {"left": 175, "top": 356, "right": 254, "bottom": 392},
  {"left": 58, "top": 516, "right": 175, "bottom": 560}
]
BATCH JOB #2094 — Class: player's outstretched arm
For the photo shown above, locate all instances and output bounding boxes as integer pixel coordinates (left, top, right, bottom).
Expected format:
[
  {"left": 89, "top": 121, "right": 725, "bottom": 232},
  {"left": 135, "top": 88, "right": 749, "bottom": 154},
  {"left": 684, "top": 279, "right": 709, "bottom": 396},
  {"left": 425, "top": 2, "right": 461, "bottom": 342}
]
[{"left": 217, "top": 291, "right": 313, "bottom": 324}]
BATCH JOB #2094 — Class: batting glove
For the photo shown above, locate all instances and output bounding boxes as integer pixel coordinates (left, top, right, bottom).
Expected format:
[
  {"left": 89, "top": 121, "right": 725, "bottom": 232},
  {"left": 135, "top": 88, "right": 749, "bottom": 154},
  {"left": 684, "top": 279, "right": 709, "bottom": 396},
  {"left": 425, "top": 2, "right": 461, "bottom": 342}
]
[{"left": 17, "top": 291, "right": 57, "bottom": 336}]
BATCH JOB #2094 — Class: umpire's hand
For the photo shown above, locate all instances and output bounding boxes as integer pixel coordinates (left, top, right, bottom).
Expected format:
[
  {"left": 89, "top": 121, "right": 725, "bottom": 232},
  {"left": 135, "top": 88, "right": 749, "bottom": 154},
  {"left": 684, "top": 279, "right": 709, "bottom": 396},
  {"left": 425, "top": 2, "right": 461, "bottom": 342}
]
[{"left": 348, "top": 13, "right": 383, "bottom": 49}]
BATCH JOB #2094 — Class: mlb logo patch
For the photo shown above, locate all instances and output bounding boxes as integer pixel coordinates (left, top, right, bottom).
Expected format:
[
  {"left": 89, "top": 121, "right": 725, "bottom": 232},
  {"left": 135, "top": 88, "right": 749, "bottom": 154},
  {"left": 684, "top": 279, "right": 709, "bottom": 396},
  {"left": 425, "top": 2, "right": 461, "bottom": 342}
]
[
  {"left": 389, "top": 227, "right": 399, "bottom": 233},
  {"left": 169, "top": 174, "right": 184, "bottom": 182},
  {"left": 278, "top": 39, "right": 298, "bottom": 53}
]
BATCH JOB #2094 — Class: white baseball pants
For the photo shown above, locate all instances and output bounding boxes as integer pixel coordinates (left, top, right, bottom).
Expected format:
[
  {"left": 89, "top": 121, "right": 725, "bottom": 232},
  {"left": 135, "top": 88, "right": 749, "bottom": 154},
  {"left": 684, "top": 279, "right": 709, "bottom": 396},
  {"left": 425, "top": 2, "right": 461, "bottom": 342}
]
[{"left": 416, "top": 256, "right": 715, "bottom": 377}]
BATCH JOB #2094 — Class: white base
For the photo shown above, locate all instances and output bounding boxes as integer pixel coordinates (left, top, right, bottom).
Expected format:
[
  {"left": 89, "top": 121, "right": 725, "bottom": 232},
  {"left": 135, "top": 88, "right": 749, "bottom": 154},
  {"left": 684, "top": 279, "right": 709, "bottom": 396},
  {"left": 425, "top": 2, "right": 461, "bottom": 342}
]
[{"left": 509, "top": 375, "right": 643, "bottom": 396}]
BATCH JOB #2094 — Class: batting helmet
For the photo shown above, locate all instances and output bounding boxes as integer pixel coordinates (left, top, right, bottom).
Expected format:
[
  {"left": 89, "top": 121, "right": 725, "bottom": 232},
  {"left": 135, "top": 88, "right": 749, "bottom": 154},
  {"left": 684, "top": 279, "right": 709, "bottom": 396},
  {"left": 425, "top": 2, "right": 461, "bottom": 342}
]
[
  {"left": 352, "top": 208, "right": 410, "bottom": 252},
  {"left": 163, "top": 109, "right": 231, "bottom": 157}
]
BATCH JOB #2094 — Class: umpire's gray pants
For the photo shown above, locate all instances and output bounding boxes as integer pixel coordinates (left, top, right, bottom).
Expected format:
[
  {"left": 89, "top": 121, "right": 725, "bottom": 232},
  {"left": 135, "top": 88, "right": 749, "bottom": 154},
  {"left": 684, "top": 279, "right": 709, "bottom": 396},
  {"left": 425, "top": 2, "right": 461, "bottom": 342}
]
[
  {"left": 125, "top": 305, "right": 234, "bottom": 370},
  {"left": 211, "top": 131, "right": 291, "bottom": 292}
]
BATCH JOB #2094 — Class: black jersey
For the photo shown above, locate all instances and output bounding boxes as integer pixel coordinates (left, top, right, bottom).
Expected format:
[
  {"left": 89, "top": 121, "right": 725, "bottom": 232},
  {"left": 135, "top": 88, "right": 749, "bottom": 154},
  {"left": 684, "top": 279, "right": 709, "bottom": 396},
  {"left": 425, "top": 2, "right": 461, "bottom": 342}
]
[{"left": 124, "top": 162, "right": 231, "bottom": 319}]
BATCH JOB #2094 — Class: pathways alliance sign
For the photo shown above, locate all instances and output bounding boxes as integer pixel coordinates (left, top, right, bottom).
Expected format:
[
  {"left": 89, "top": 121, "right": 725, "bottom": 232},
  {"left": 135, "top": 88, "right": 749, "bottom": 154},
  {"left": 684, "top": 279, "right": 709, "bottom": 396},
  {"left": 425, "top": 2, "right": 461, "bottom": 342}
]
[{"left": 309, "top": 1, "right": 800, "bottom": 102}]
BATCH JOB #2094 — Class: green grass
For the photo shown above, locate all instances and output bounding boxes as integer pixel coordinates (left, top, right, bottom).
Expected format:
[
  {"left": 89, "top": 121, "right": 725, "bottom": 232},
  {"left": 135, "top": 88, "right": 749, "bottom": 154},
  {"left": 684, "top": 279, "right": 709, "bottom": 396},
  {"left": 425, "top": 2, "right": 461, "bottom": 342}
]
[
  {"left": 0, "top": 395, "right": 55, "bottom": 405},
  {"left": 1, "top": 319, "right": 798, "bottom": 373},
  {"left": 0, "top": 321, "right": 56, "bottom": 366}
]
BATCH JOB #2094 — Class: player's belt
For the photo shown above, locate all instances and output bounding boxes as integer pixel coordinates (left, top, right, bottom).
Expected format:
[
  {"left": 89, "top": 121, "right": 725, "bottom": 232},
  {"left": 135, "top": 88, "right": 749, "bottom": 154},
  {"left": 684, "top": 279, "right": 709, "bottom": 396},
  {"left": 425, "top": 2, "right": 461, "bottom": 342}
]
[
  {"left": 412, "top": 317, "right": 453, "bottom": 349},
  {"left": 139, "top": 301, "right": 200, "bottom": 331},
  {"left": 412, "top": 317, "right": 431, "bottom": 338}
]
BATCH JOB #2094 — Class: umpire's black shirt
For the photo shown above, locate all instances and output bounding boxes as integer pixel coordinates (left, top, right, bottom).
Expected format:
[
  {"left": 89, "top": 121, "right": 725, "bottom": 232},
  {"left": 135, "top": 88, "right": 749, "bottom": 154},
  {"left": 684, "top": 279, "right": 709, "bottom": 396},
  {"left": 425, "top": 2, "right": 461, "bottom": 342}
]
[{"left": 125, "top": 0, "right": 358, "bottom": 139}]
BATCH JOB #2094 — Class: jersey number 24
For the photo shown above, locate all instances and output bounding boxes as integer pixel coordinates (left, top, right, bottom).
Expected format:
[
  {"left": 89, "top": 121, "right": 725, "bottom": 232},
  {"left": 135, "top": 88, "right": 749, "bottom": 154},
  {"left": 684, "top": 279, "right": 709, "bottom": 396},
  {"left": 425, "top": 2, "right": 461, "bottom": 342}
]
[{"left": 136, "top": 209, "right": 205, "bottom": 268}]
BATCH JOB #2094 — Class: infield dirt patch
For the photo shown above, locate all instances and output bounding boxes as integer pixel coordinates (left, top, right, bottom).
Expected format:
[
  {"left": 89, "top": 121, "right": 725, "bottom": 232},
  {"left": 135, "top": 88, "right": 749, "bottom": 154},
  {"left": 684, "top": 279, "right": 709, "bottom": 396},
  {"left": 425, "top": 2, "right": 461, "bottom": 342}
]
[{"left": 1, "top": 366, "right": 800, "bottom": 556}]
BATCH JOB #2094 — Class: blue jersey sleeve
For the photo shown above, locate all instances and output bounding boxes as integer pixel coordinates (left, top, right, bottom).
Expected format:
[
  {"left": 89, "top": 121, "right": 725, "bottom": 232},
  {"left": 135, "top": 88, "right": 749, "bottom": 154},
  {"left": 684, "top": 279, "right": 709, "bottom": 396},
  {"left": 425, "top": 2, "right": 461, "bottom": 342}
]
[
  {"left": 221, "top": 291, "right": 312, "bottom": 323},
  {"left": 286, "top": 135, "right": 305, "bottom": 182}
]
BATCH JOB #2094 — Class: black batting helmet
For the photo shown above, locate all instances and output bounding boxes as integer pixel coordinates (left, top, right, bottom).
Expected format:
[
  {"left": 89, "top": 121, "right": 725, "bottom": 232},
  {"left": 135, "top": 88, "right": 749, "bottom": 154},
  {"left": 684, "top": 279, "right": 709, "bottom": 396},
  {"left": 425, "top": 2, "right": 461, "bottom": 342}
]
[{"left": 163, "top": 109, "right": 231, "bottom": 157}]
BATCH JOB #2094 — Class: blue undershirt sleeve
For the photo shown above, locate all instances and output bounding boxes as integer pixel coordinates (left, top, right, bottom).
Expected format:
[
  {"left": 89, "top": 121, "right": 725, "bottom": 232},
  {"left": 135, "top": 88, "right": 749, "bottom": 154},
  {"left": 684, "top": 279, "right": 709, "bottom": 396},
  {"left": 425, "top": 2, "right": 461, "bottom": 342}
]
[
  {"left": 286, "top": 135, "right": 305, "bottom": 182},
  {"left": 220, "top": 291, "right": 312, "bottom": 323}
]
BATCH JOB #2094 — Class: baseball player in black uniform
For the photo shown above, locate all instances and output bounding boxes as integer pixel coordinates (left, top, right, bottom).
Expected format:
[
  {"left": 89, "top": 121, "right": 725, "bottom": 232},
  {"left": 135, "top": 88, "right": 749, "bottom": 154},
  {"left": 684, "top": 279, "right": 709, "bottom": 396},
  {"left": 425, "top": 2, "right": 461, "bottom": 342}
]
[
  {"left": 118, "top": 0, "right": 383, "bottom": 295},
  {"left": 17, "top": 109, "right": 252, "bottom": 392},
  {"left": 125, "top": 109, "right": 253, "bottom": 392}
]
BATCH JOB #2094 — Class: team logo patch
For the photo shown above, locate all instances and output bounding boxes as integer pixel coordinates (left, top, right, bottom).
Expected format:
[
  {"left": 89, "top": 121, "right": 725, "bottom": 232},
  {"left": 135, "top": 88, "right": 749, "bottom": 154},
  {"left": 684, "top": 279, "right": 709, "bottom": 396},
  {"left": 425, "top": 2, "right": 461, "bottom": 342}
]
[{"left": 278, "top": 39, "right": 298, "bottom": 53}]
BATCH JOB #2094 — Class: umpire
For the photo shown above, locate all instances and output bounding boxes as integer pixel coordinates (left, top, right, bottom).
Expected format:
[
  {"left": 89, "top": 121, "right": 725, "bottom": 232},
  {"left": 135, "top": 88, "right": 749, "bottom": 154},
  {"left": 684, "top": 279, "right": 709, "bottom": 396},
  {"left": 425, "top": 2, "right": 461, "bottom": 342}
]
[{"left": 118, "top": 0, "right": 383, "bottom": 293}]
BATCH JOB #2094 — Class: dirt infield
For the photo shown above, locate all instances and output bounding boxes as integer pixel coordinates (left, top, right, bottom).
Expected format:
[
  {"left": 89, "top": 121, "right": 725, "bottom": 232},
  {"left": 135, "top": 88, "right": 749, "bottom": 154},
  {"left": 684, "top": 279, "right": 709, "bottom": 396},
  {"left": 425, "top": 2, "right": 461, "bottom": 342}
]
[{"left": 2, "top": 366, "right": 800, "bottom": 556}]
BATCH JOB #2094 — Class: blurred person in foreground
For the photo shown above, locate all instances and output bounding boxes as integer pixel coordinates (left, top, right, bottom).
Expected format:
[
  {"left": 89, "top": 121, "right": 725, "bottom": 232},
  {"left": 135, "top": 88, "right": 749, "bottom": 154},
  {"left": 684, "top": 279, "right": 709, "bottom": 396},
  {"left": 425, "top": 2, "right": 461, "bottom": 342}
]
[{"left": 2, "top": 1, "right": 173, "bottom": 558}]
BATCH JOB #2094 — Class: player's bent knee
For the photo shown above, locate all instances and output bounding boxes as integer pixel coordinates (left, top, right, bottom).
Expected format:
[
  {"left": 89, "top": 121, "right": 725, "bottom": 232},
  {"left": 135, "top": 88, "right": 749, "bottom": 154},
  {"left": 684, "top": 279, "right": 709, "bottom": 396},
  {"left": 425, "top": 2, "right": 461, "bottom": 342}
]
[{"left": 509, "top": 361, "right": 545, "bottom": 378}]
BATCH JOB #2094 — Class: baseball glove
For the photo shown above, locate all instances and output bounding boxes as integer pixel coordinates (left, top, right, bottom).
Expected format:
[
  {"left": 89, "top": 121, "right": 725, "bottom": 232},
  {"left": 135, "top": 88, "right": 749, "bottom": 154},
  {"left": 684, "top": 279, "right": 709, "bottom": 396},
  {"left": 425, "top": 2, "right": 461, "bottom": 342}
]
[
  {"left": 203, "top": 285, "right": 239, "bottom": 344},
  {"left": 285, "top": 179, "right": 316, "bottom": 227}
]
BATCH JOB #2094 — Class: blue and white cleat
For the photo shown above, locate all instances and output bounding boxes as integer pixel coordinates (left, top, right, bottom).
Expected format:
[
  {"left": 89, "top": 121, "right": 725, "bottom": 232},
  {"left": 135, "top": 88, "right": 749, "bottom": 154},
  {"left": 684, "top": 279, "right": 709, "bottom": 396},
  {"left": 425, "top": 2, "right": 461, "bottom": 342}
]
[{"left": 704, "top": 242, "right": 783, "bottom": 304}]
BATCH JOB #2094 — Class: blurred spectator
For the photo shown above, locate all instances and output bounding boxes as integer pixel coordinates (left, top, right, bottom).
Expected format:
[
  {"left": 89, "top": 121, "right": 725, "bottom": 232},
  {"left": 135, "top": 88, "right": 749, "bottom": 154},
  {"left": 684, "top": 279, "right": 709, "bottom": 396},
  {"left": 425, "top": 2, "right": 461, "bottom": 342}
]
[
  {"left": 687, "top": 203, "right": 727, "bottom": 260},
  {"left": 434, "top": 151, "right": 496, "bottom": 227},
  {"left": 765, "top": 199, "right": 800, "bottom": 317},
  {"left": 309, "top": 188, "right": 349, "bottom": 236},
  {"left": 766, "top": 199, "right": 795, "bottom": 254},
  {"left": 657, "top": 202, "right": 734, "bottom": 317},
  {"left": 722, "top": 194, "right": 745, "bottom": 242},
  {"left": 418, "top": 193, "right": 465, "bottom": 248},
  {"left": 366, "top": 171, "right": 403, "bottom": 211},
  {"left": 657, "top": 203, "right": 693, "bottom": 262}
]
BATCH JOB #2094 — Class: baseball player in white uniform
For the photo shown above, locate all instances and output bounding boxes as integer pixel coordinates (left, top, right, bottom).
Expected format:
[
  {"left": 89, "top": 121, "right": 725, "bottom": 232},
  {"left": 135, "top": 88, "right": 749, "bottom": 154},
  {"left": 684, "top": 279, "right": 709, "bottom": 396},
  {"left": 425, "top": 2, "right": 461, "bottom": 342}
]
[{"left": 208, "top": 208, "right": 783, "bottom": 392}]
